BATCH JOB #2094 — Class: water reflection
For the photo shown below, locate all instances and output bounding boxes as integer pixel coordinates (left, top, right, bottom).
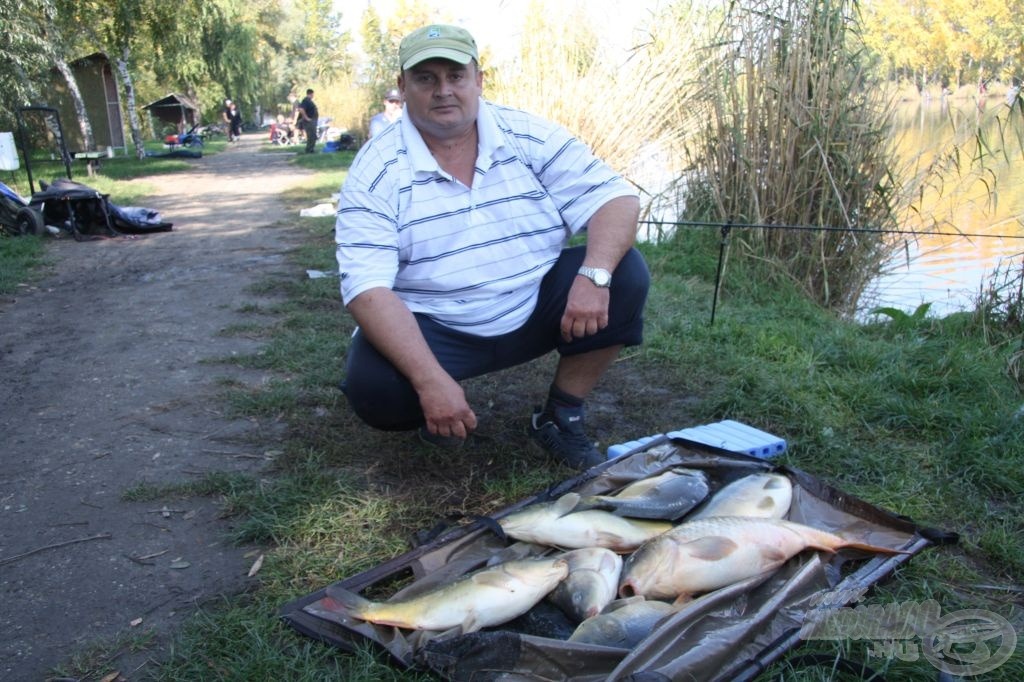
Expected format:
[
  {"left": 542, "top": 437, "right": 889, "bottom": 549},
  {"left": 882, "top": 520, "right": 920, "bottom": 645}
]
[{"left": 860, "top": 96, "right": 1024, "bottom": 317}]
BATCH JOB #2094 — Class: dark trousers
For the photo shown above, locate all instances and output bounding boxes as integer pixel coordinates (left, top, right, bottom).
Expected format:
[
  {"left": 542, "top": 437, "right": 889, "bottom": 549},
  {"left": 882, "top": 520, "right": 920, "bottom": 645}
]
[
  {"left": 341, "top": 245, "right": 650, "bottom": 431},
  {"left": 304, "top": 119, "right": 318, "bottom": 153}
]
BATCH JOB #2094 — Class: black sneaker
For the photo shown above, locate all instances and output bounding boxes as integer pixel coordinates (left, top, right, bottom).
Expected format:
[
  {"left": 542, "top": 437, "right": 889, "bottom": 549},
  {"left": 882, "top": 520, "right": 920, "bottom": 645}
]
[{"left": 529, "top": 404, "right": 604, "bottom": 470}]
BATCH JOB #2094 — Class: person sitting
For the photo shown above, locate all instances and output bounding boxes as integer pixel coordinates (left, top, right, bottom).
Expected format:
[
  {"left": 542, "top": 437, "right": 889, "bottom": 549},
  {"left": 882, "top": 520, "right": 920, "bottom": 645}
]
[{"left": 368, "top": 88, "right": 403, "bottom": 138}]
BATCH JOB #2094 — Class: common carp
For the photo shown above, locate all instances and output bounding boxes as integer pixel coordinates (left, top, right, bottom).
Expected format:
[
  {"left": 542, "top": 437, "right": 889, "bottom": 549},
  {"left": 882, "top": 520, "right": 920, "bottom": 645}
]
[
  {"left": 547, "top": 547, "right": 623, "bottom": 621},
  {"left": 689, "top": 472, "right": 793, "bottom": 520},
  {"left": 568, "top": 596, "right": 678, "bottom": 648},
  {"left": 325, "top": 556, "right": 569, "bottom": 632},
  {"left": 498, "top": 493, "right": 672, "bottom": 552},
  {"left": 619, "top": 516, "right": 907, "bottom": 601},
  {"left": 576, "top": 468, "right": 710, "bottom": 520}
]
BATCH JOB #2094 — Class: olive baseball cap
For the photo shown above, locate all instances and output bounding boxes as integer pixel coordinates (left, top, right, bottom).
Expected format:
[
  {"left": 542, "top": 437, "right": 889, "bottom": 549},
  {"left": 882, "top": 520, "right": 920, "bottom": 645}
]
[{"left": 399, "top": 24, "right": 478, "bottom": 70}]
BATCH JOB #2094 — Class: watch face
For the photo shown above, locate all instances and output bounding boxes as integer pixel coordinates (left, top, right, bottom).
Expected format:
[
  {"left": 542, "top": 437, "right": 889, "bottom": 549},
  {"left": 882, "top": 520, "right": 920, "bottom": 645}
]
[{"left": 593, "top": 269, "right": 611, "bottom": 286}]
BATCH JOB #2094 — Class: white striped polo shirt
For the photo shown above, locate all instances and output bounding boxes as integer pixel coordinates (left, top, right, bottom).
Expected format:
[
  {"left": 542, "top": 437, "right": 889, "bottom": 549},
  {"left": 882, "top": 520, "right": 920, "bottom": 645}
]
[{"left": 335, "top": 98, "right": 637, "bottom": 337}]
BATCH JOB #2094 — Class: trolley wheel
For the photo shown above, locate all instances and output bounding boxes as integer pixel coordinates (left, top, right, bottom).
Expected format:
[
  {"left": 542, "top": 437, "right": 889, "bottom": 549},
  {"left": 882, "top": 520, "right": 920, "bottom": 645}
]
[{"left": 15, "top": 207, "right": 44, "bottom": 235}]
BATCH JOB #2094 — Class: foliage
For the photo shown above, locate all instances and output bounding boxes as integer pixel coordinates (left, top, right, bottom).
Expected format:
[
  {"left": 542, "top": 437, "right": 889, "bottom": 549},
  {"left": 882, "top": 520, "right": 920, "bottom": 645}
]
[
  {"left": 860, "top": 0, "right": 1024, "bottom": 89},
  {"left": 0, "top": 0, "right": 57, "bottom": 126}
]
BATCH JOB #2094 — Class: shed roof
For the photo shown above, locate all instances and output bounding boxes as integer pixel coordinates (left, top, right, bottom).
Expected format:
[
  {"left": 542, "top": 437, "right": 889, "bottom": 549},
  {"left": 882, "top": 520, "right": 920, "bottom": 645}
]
[
  {"left": 142, "top": 93, "right": 199, "bottom": 112},
  {"left": 142, "top": 93, "right": 200, "bottom": 128}
]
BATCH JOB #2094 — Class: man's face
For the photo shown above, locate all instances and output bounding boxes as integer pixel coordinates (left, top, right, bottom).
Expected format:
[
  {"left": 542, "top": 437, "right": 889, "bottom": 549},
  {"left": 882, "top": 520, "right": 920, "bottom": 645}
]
[{"left": 399, "top": 59, "right": 482, "bottom": 141}]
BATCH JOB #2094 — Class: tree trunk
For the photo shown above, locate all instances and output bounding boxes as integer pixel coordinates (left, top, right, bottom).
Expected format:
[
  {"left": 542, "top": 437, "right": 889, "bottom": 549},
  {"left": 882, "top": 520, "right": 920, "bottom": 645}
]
[
  {"left": 115, "top": 48, "right": 146, "bottom": 160},
  {"left": 54, "top": 57, "right": 95, "bottom": 152}
]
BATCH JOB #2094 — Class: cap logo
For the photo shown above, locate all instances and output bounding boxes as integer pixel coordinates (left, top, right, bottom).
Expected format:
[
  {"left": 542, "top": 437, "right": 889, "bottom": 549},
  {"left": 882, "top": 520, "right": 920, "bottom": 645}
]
[{"left": 427, "top": 27, "right": 441, "bottom": 39}]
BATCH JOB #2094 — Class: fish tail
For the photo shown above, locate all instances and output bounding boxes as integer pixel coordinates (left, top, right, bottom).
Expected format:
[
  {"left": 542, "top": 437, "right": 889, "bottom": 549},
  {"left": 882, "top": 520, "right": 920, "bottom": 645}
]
[
  {"left": 574, "top": 495, "right": 603, "bottom": 511},
  {"left": 324, "top": 585, "right": 375, "bottom": 619},
  {"left": 838, "top": 540, "right": 912, "bottom": 555},
  {"left": 791, "top": 522, "right": 909, "bottom": 556}
]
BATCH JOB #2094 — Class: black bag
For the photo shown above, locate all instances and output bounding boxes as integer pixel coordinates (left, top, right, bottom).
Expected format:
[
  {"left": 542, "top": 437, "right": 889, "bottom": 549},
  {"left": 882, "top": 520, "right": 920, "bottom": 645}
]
[
  {"left": 30, "top": 178, "right": 117, "bottom": 239},
  {"left": 29, "top": 178, "right": 172, "bottom": 239}
]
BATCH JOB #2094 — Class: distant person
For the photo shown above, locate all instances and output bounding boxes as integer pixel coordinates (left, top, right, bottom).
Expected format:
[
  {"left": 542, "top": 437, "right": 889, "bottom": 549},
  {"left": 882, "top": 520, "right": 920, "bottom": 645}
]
[
  {"left": 368, "top": 88, "right": 403, "bottom": 138},
  {"left": 334, "top": 24, "right": 649, "bottom": 470},
  {"left": 296, "top": 89, "right": 319, "bottom": 153},
  {"left": 222, "top": 99, "right": 235, "bottom": 140},
  {"left": 228, "top": 102, "right": 243, "bottom": 141}
]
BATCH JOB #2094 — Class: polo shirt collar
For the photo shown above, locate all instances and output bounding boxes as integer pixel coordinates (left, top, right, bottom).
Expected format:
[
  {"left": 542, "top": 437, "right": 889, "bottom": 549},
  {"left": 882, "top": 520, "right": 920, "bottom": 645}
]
[{"left": 402, "top": 98, "right": 507, "bottom": 176}]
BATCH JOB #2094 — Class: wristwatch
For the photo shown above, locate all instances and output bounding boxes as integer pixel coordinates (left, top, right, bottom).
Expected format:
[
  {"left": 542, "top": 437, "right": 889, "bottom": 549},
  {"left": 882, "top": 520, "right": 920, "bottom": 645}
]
[{"left": 577, "top": 266, "right": 612, "bottom": 288}]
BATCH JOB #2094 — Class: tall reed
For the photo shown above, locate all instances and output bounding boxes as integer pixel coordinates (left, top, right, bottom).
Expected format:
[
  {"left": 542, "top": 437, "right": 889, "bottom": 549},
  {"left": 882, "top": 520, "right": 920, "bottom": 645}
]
[{"left": 681, "top": 0, "right": 902, "bottom": 315}]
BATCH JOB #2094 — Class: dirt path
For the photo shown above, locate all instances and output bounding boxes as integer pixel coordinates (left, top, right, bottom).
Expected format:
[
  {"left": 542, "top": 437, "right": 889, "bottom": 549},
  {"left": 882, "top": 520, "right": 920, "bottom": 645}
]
[{"left": 0, "top": 135, "right": 316, "bottom": 681}]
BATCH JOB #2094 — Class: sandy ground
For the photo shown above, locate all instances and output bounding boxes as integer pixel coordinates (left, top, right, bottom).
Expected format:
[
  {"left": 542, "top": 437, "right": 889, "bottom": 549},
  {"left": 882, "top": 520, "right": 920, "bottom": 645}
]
[{"left": 0, "top": 134, "right": 316, "bottom": 681}]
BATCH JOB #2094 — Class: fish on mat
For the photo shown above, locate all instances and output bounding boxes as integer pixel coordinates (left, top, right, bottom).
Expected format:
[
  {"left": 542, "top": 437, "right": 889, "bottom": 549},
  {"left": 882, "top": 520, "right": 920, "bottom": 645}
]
[
  {"left": 568, "top": 596, "right": 679, "bottom": 648},
  {"left": 576, "top": 468, "right": 710, "bottom": 520},
  {"left": 324, "top": 556, "right": 568, "bottom": 633},
  {"left": 498, "top": 492, "right": 672, "bottom": 552},
  {"left": 547, "top": 547, "right": 623, "bottom": 622},
  {"left": 689, "top": 472, "right": 793, "bottom": 520},
  {"left": 619, "top": 516, "right": 909, "bottom": 601}
]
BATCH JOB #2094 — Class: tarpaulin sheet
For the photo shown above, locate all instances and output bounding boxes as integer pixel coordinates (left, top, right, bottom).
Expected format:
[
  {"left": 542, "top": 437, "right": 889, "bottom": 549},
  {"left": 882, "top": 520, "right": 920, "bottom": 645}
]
[{"left": 280, "top": 437, "right": 953, "bottom": 681}]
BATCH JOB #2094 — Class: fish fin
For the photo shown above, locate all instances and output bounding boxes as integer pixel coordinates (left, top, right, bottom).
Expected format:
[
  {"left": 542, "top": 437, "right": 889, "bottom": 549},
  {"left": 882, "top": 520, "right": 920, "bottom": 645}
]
[
  {"left": 681, "top": 536, "right": 740, "bottom": 561},
  {"left": 470, "top": 571, "right": 513, "bottom": 590},
  {"left": 755, "top": 496, "right": 777, "bottom": 511},
  {"left": 671, "top": 593, "right": 694, "bottom": 607},
  {"left": 764, "top": 476, "right": 789, "bottom": 490},
  {"left": 461, "top": 612, "right": 481, "bottom": 634},
  {"left": 554, "top": 492, "right": 583, "bottom": 516},
  {"left": 761, "top": 546, "right": 790, "bottom": 563},
  {"left": 323, "top": 586, "right": 374, "bottom": 619}
]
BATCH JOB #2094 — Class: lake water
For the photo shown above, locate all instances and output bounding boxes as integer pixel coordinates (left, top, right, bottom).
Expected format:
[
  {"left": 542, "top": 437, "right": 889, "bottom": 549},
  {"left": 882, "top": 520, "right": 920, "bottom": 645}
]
[
  {"left": 637, "top": 94, "right": 1024, "bottom": 318},
  {"left": 858, "top": 95, "right": 1024, "bottom": 317}
]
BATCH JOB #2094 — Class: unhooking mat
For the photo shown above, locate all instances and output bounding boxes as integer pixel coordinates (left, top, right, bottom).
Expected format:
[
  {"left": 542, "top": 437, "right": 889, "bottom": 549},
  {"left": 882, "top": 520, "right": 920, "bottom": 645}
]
[{"left": 280, "top": 437, "right": 956, "bottom": 681}]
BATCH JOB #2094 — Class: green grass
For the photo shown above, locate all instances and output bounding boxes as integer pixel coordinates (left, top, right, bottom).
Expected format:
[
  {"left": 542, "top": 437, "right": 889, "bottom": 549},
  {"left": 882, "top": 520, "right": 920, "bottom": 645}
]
[
  {"left": 0, "top": 234, "right": 47, "bottom": 294},
  {"left": 146, "top": 160, "right": 1022, "bottom": 681},
  {"left": 9, "top": 145, "right": 1022, "bottom": 681}
]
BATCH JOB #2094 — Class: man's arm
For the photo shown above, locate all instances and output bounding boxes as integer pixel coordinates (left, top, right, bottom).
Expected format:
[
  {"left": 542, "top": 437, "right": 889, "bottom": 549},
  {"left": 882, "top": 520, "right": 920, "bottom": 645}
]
[
  {"left": 561, "top": 195, "right": 640, "bottom": 341},
  {"left": 346, "top": 287, "right": 478, "bottom": 438}
]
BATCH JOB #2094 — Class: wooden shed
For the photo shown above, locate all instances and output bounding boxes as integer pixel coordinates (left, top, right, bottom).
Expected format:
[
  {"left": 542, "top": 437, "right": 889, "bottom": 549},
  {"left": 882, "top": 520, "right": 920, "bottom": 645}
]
[
  {"left": 49, "top": 52, "right": 126, "bottom": 153},
  {"left": 142, "top": 93, "right": 200, "bottom": 135}
]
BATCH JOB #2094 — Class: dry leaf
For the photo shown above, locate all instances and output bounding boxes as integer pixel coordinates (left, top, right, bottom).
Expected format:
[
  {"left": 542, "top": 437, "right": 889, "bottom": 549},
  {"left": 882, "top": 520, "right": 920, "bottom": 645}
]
[
  {"left": 169, "top": 558, "right": 191, "bottom": 569},
  {"left": 247, "top": 554, "right": 264, "bottom": 577},
  {"left": 183, "top": 509, "right": 197, "bottom": 520},
  {"left": 99, "top": 672, "right": 122, "bottom": 682},
  {"left": 130, "top": 617, "right": 143, "bottom": 627}
]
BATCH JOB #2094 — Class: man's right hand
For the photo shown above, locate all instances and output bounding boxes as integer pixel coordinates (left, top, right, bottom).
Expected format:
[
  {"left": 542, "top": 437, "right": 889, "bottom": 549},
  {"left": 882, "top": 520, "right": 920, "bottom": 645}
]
[
  {"left": 417, "top": 373, "right": 477, "bottom": 439},
  {"left": 347, "top": 287, "right": 478, "bottom": 439}
]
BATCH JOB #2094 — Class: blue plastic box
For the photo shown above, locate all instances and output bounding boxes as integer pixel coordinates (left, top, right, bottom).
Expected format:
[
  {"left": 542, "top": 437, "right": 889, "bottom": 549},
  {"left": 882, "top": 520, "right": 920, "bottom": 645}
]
[{"left": 606, "top": 419, "right": 787, "bottom": 460}]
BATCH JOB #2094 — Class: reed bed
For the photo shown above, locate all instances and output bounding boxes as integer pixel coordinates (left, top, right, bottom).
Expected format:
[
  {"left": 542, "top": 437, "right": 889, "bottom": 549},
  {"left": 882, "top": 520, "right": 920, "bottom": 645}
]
[{"left": 680, "top": 0, "right": 903, "bottom": 316}]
